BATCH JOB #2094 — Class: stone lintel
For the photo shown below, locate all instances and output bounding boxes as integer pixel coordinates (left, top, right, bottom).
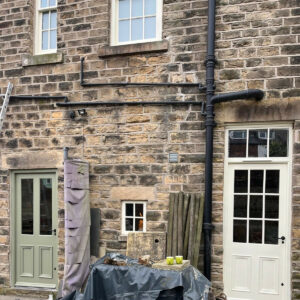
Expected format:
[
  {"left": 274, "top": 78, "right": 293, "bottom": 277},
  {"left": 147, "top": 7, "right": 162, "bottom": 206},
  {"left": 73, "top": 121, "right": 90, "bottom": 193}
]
[
  {"left": 110, "top": 186, "right": 156, "bottom": 201},
  {"left": 98, "top": 40, "right": 169, "bottom": 58},
  {"left": 22, "top": 52, "right": 64, "bottom": 67}
]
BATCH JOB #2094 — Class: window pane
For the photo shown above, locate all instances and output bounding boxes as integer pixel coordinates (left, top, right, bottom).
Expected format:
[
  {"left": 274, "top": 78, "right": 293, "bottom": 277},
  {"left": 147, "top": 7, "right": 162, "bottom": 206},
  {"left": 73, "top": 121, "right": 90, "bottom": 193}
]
[
  {"left": 229, "top": 130, "right": 247, "bottom": 157},
  {"left": 126, "top": 203, "right": 133, "bottom": 216},
  {"left": 135, "top": 204, "right": 143, "bottom": 217},
  {"left": 233, "top": 220, "right": 246, "bottom": 243},
  {"left": 49, "top": 0, "right": 56, "bottom": 6},
  {"left": 50, "top": 30, "right": 57, "bottom": 49},
  {"left": 249, "top": 220, "right": 262, "bottom": 243},
  {"left": 248, "top": 129, "right": 267, "bottom": 157},
  {"left": 265, "top": 196, "right": 279, "bottom": 219},
  {"left": 250, "top": 170, "right": 263, "bottom": 193},
  {"left": 126, "top": 218, "right": 133, "bottom": 231},
  {"left": 234, "top": 170, "right": 248, "bottom": 193},
  {"left": 234, "top": 195, "right": 247, "bottom": 218},
  {"left": 119, "top": 0, "right": 130, "bottom": 19},
  {"left": 119, "top": 20, "right": 130, "bottom": 42},
  {"left": 265, "top": 170, "right": 279, "bottom": 194},
  {"left": 22, "top": 179, "right": 34, "bottom": 235},
  {"left": 145, "top": 0, "right": 156, "bottom": 15},
  {"left": 145, "top": 17, "right": 156, "bottom": 39},
  {"left": 131, "top": 18, "right": 143, "bottom": 40},
  {"left": 269, "top": 129, "right": 288, "bottom": 157},
  {"left": 132, "top": 0, "right": 143, "bottom": 17},
  {"left": 265, "top": 221, "right": 278, "bottom": 244},
  {"left": 40, "top": 179, "right": 52, "bottom": 235},
  {"left": 50, "top": 11, "right": 57, "bottom": 29},
  {"left": 135, "top": 218, "right": 143, "bottom": 231},
  {"left": 42, "top": 31, "right": 49, "bottom": 50},
  {"left": 249, "top": 195, "right": 263, "bottom": 218},
  {"left": 41, "top": 0, "right": 48, "bottom": 8},
  {"left": 42, "top": 12, "right": 49, "bottom": 30}
]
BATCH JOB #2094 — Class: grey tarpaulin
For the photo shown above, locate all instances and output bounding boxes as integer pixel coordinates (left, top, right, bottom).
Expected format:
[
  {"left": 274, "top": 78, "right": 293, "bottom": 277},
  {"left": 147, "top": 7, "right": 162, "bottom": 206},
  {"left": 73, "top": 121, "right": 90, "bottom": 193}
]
[
  {"left": 61, "top": 253, "right": 211, "bottom": 300},
  {"left": 62, "top": 160, "right": 91, "bottom": 297}
]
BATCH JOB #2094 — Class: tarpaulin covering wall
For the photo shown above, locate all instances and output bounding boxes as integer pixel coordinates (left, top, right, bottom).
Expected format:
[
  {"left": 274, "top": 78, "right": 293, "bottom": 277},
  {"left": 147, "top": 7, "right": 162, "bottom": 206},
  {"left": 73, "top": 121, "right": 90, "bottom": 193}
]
[{"left": 62, "top": 160, "right": 90, "bottom": 297}]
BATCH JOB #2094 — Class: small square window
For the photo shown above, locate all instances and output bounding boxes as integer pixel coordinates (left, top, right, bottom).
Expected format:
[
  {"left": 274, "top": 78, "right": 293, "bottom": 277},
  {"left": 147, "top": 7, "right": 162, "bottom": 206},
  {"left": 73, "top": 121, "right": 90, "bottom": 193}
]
[
  {"left": 111, "top": 0, "right": 162, "bottom": 46},
  {"left": 35, "top": 0, "right": 57, "bottom": 54},
  {"left": 122, "top": 201, "right": 146, "bottom": 235}
]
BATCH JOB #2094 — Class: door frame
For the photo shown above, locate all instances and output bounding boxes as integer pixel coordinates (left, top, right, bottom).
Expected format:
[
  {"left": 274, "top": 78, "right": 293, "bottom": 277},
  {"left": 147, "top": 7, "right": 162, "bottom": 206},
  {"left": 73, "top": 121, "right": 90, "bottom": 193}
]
[
  {"left": 223, "top": 123, "right": 293, "bottom": 300},
  {"left": 10, "top": 169, "right": 58, "bottom": 289}
]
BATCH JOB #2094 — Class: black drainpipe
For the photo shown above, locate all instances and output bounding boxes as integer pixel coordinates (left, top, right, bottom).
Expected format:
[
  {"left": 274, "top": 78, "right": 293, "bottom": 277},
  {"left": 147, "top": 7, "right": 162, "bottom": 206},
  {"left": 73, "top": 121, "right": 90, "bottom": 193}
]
[{"left": 203, "top": 0, "right": 264, "bottom": 280}]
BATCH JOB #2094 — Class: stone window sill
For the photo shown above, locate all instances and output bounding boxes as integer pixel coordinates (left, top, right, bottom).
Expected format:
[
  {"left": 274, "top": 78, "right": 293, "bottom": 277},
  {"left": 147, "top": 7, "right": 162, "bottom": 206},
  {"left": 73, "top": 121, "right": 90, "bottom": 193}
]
[
  {"left": 118, "top": 235, "right": 128, "bottom": 242},
  {"left": 98, "top": 40, "right": 169, "bottom": 58},
  {"left": 22, "top": 52, "right": 64, "bottom": 67}
]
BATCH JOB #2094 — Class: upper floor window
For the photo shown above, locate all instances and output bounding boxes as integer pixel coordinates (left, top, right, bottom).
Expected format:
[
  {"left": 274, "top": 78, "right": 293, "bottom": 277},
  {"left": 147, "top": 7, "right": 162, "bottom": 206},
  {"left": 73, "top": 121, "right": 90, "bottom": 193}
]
[
  {"left": 35, "top": 0, "right": 57, "bottom": 54},
  {"left": 111, "top": 0, "right": 162, "bottom": 46}
]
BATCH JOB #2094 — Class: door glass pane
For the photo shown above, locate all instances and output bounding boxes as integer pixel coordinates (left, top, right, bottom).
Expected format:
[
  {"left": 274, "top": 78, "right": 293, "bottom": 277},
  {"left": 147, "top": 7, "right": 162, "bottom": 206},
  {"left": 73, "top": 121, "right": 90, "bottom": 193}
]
[
  {"left": 126, "top": 203, "right": 133, "bottom": 216},
  {"left": 233, "top": 220, "right": 247, "bottom": 243},
  {"left": 265, "top": 221, "right": 278, "bottom": 244},
  {"left": 265, "top": 196, "right": 279, "bottom": 219},
  {"left": 265, "top": 170, "right": 279, "bottom": 193},
  {"left": 248, "top": 129, "right": 267, "bottom": 157},
  {"left": 40, "top": 179, "right": 52, "bottom": 235},
  {"left": 42, "top": 31, "right": 49, "bottom": 50},
  {"left": 234, "top": 195, "right": 247, "bottom": 218},
  {"left": 135, "top": 218, "right": 143, "bottom": 231},
  {"left": 119, "top": 0, "right": 130, "bottom": 19},
  {"left": 249, "top": 220, "right": 262, "bottom": 243},
  {"left": 145, "top": 0, "right": 156, "bottom": 15},
  {"left": 132, "top": 0, "right": 143, "bottom": 17},
  {"left": 49, "top": 0, "right": 56, "bottom": 6},
  {"left": 229, "top": 130, "right": 247, "bottom": 157},
  {"left": 131, "top": 18, "right": 143, "bottom": 40},
  {"left": 22, "top": 179, "right": 34, "bottom": 235},
  {"left": 50, "top": 11, "right": 57, "bottom": 29},
  {"left": 145, "top": 17, "right": 156, "bottom": 39},
  {"left": 234, "top": 170, "right": 248, "bottom": 193},
  {"left": 41, "top": 0, "right": 48, "bottom": 8},
  {"left": 250, "top": 170, "right": 263, "bottom": 193},
  {"left": 135, "top": 204, "right": 143, "bottom": 217},
  {"left": 126, "top": 218, "right": 133, "bottom": 231},
  {"left": 249, "top": 195, "right": 263, "bottom": 218},
  {"left": 119, "top": 20, "right": 130, "bottom": 42},
  {"left": 269, "top": 129, "right": 288, "bottom": 157},
  {"left": 50, "top": 30, "right": 57, "bottom": 49},
  {"left": 42, "top": 12, "right": 49, "bottom": 30}
]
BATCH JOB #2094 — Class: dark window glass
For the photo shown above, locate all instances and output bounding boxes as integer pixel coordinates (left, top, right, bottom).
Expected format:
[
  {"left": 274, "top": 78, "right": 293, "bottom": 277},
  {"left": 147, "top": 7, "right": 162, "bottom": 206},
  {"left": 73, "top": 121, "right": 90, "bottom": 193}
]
[
  {"left": 269, "top": 129, "right": 288, "bottom": 157},
  {"left": 135, "top": 218, "right": 143, "bottom": 231},
  {"left": 135, "top": 204, "right": 143, "bottom": 217},
  {"left": 265, "top": 170, "right": 279, "bottom": 194},
  {"left": 250, "top": 170, "right": 264, "bottom": 193},
  {"left": 233, "top": 220, "right": 247, "bottom": 243},
  {"left": 249, "top": 220, "right": 262, "bottom": 243},
  {"left": 265, "top": 196, "right": 279, "bottom": 219},
  {"left": 22, "top": 179, "right": 34, "bottom": 235},
  {"left": 234, "top": 195, "right": 248, "bottom": 218},
  {"left": 234, "top": 170, "right": 248, "bottom": 193},
  {"left": 126, "top": 218, "right": 133, "bottom": 231},
  {"left": 40, "top": 178, "right": 52, "bottom": 235},
  {"left": 126, "top": 203, "right": 133, "bottom": 216},
  {"left": 248, "top": 129, "right": 267, "bottom": 157},
  {"left": 229, "top": 130, "right": 247, "bottom": 157},
  {"left": 265, "top": 221, "right": 278, "bottom": 244},
  {"left": 250, "top": 195, "right": 263, "bottom": 218}
]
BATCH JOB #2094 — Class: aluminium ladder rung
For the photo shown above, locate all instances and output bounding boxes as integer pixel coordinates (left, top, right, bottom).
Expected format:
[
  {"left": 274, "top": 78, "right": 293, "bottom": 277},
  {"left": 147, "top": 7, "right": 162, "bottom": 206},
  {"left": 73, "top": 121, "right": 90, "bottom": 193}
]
[{"left": 0, "top": 82, "right": 13, "bottom": 131}]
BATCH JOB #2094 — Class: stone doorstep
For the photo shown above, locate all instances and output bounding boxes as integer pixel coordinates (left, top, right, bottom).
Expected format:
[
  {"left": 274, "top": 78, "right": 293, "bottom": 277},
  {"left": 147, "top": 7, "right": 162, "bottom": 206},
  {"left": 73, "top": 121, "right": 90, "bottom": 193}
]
[{"left": 0, "top": 296, "right": 50, "bottom": 300}]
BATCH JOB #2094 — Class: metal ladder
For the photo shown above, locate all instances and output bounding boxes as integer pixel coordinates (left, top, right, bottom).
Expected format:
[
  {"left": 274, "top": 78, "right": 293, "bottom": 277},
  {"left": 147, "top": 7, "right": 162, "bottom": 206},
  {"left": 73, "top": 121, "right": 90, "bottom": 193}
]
[{"left": 0, "top": 82, "right": 13, "bottom": 131}]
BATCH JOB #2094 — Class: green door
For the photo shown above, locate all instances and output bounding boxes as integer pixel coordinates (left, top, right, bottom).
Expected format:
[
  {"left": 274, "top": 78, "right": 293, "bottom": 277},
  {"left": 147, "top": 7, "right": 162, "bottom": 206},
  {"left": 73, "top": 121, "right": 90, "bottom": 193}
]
[{"left": 15, "top": 172, "right": 58, "bottom": 288}]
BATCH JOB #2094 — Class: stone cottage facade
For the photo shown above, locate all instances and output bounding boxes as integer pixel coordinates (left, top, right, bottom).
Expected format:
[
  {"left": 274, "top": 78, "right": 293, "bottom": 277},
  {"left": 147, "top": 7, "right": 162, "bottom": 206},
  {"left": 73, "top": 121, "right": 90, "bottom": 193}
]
[{"left": 0, "top": 0, "right": 299, "bottom": 299}]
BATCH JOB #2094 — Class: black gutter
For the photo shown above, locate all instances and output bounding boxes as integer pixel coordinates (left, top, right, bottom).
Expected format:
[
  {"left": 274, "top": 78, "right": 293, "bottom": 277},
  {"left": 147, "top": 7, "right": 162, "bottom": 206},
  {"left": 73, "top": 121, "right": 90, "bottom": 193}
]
[
  {"left": 211, "top": 89, "right": 264, "bottom": 104},
  {"left": 80, "top": 57, "right": 204, "bottom": 89},
  {"left": 56, "top": 100, "right": 203, "bottom": 107}
]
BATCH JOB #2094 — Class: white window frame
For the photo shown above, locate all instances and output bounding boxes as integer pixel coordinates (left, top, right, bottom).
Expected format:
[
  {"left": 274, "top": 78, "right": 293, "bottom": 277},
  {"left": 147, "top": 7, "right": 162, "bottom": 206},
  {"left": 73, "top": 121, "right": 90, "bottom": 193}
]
[
  {"left": 121, "top": 201, "right": 147, "bottom": 235},
  {"left": 111, "top": 0, "right": 163, "bottom": 46},
  {"left": 35, "top": 0, "right": 57, "bottom": 55}
]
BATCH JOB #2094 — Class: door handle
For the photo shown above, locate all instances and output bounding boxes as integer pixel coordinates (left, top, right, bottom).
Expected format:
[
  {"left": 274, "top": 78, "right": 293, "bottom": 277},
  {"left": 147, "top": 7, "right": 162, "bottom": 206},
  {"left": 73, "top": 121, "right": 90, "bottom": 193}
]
[
  {"left": 278, "top": 236, "right": 285, "bottom": 244},
  {"left": 52, "top": 229, "right": 57, "bottom": 236}
]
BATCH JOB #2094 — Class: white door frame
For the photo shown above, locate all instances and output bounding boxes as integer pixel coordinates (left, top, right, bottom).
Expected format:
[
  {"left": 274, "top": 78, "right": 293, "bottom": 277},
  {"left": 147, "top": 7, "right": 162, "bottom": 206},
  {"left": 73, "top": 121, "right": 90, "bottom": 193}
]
[{"left": 223, "top": 123, "right": 293, "bottom": 300}]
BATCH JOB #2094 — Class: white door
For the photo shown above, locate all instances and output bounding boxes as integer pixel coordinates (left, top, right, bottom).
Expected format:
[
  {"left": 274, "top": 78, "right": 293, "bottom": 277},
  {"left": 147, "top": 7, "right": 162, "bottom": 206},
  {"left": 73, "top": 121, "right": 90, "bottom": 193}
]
[{"left": 224, "top": 164, "right": 289, "bottom": 300}]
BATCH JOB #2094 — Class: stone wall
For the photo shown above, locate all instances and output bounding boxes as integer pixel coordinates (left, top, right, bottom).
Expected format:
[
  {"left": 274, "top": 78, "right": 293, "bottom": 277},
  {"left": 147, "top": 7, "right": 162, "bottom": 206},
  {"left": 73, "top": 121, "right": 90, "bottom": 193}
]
[{"left": 0, "top": 0, "right": 299, "bottom": 298}]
